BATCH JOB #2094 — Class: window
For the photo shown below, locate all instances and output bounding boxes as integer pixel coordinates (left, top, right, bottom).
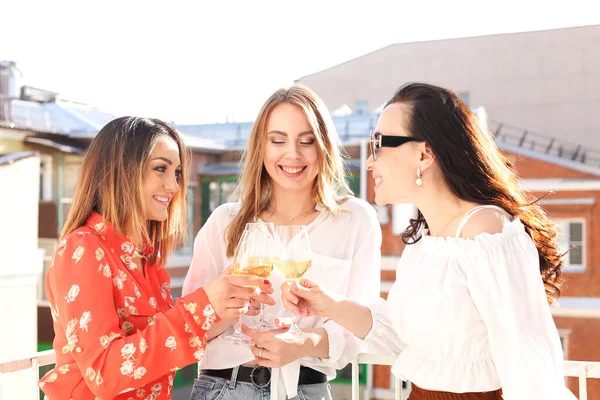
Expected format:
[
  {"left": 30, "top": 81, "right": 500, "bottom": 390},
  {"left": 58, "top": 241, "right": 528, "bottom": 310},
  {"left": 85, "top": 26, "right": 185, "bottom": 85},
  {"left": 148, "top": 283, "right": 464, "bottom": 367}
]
[
  {"left": 180, "top": 184, "right": 198, "bottom": 253},
  {"left": 38, "top": 238, "right": 59, "bottom": 302},
  {"left": 202, "top": 177, "right": 239, "bottom": 224},
  {"left": 39, "top": 155, "right": 53, "bottom": 201},
  {"left": 555, "top": 219, "right": 585, "bottom": 273}
]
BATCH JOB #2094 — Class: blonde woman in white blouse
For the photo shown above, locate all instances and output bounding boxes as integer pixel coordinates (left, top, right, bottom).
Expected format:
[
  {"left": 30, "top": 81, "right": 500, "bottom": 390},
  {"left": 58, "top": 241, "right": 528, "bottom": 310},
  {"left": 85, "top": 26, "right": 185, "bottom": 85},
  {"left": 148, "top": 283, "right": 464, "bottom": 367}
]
[
  {"left": 281, "top": 83, "right": 577, "bottom": 400},
  {"left": 183, "top": 85, "right": 382, "bottom": 400}
]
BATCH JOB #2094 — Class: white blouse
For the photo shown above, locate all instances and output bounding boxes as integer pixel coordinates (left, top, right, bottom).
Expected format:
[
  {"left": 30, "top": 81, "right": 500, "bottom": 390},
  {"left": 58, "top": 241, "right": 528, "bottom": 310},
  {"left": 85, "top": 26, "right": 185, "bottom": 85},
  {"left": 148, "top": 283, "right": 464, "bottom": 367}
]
[
  {"left": 183, "top": 198, "right": 382, "bottom": 400},
  {"left": 365, "top": 206, "right": 577, "bottom": 399}
]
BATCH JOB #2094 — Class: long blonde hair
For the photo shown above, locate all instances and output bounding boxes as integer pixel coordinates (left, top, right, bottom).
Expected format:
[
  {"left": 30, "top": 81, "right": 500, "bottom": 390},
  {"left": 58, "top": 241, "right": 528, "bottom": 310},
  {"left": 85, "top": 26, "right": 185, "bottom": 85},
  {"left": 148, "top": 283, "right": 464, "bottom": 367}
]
[
  {"left": 225, "top": 85, "right": 351, "bottom": 257},
  {"left": 61, "top": 117, "right": 190, "bottom": 266}
]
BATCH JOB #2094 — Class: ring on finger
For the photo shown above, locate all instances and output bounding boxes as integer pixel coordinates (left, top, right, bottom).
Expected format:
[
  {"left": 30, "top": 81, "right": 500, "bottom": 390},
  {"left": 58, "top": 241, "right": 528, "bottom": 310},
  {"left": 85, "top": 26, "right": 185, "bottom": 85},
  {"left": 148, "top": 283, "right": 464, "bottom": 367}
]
[{"left": 258, "top": 347, "right": 264, "bottom": 358}]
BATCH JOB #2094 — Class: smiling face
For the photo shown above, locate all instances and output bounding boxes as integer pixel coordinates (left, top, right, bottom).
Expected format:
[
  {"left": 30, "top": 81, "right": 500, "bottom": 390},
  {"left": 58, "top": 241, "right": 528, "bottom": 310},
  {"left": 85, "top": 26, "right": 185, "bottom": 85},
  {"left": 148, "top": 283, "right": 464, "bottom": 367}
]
[
  {"left": 263, "top": 102, "right": 320, "bottom": 195},
  {"left": 142, "top": 136, "right": 182, "bottom": 222},
  {"left": 365, "top": 102, "right": 423, "bottom": 206}
]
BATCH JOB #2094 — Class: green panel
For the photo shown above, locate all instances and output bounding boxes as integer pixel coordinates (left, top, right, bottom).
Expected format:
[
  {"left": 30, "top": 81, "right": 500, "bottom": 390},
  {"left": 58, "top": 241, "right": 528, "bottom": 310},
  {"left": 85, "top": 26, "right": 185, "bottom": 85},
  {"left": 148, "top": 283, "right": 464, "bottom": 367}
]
[
  {"left": 174, "top": 363, "right": 198, "bottom": 388},
  {"left": 37, "top": 343, "right": 53, "bottom": 352},
  {"left": 200, "top": 176, "right": 239, "bottom": 225},
  {"left": 201, "top": 180, "right": 211, "bottom": 225},
  {"left": 346, "top": 172, "right": 361, "bottom": 198},
  {"left": 332, "top": 363, "right": 367, "bottom": 385}
]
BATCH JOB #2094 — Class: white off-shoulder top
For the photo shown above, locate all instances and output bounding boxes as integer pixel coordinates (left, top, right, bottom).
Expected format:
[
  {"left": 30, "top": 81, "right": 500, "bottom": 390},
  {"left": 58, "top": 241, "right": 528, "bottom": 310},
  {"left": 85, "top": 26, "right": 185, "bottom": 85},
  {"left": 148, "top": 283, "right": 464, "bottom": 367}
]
[{"left": 364, "top": 205, "right": 576, "bottom": 399}]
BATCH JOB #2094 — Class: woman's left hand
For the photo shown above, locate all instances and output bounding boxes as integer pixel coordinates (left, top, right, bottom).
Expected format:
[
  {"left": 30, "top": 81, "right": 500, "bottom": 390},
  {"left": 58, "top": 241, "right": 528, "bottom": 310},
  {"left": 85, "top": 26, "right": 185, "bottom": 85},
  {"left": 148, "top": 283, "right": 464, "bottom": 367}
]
[{"left": 242, "top": 320, "right": 311, "bottom": 368}]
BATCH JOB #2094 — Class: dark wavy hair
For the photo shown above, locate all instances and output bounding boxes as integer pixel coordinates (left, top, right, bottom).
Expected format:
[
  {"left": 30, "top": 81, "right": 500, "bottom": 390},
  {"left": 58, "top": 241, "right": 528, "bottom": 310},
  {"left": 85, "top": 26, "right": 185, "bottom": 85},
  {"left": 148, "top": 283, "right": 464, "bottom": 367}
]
[{"left": 391, "top": 82, "right": 564, "bottom": 303}]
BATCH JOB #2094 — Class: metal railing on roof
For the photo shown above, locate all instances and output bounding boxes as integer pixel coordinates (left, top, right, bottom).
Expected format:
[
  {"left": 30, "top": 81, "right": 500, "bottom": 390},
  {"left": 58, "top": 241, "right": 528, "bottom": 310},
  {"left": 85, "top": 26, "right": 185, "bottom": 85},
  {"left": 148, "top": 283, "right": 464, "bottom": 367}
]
[{"left": 489, "top": 120, "right": 600, "bottom": 168}]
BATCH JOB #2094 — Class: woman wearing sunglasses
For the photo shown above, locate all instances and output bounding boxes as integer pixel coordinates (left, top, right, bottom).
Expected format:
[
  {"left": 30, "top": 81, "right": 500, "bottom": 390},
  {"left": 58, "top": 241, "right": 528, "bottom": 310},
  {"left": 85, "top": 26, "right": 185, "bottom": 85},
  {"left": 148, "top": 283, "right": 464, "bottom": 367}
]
[{"left": 282, "top": 83, "right": 576, "bottom": 399}]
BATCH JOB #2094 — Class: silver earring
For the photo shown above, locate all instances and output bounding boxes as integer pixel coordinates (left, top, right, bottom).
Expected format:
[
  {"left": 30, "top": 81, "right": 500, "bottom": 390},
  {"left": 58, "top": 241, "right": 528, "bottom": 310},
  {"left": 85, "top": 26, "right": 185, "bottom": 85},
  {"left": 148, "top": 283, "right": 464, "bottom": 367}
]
[{"left": 416, "top": 168, "right": 423, "bottom": 186}]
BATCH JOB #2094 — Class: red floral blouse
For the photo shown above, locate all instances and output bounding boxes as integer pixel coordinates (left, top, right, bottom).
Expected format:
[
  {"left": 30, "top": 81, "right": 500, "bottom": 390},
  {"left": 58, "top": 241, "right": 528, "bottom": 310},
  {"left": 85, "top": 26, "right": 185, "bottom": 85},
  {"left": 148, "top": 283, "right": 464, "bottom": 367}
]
[{"left": 39, "top": 212, "right": 219, "bottom": 400}]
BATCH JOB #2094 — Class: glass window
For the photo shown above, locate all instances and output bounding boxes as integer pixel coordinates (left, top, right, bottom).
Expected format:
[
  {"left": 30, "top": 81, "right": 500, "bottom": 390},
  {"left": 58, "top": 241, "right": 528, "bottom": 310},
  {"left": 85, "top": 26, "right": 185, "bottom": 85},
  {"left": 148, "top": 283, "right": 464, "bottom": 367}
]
[{"left": 555, "top": 219, "right": 585, "bottom": 272}]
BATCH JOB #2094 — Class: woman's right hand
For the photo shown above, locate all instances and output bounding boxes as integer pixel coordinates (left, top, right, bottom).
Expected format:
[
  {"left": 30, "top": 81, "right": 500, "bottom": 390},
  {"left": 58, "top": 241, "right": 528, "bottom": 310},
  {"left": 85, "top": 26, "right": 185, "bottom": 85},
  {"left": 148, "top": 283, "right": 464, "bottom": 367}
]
[
  {"left": 203, "top": 274, "right": 275, "bottom": 321},
  {"left": 281, "top": 278, "right": 337, "bottom": 318}
]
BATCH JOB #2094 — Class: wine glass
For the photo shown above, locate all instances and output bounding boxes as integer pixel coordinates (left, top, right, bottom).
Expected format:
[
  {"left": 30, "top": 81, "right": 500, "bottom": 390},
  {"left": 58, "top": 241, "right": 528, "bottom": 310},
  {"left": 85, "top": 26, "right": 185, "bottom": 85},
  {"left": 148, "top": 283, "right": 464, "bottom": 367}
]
[
  {"left": 273, "top": 225, "right": 312, "bottom": 342},
  {"left": 222, "top": 230, "right": 255, "bottom": 345},
  {"left": 243, "top": 222, "right": 276, "bottom": 331}
]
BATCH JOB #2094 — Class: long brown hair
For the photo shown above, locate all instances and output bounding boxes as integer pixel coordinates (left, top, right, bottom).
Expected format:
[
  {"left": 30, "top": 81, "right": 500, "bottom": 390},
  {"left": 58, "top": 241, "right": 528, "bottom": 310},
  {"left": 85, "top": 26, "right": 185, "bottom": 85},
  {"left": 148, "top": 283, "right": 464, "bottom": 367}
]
[
  {"left": 61, "top": 116, "right": 190, "bottom": 266},
  {"left": 225, "top": 85, "right": 351, "bottom": 257},
  {"left": 393, "top": 83, "right": 564, "bottom": 303}
]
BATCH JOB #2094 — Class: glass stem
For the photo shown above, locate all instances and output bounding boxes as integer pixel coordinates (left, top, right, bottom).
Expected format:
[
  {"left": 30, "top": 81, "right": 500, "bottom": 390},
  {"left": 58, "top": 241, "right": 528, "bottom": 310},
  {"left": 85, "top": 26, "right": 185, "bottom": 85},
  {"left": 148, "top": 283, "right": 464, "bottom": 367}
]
[
  {"left": 233, "top": 317, "right": 243, "bottom": 335},
  {"left": 259, "top": 303, "right": 267, "bottom": 324},
  {"left": 287, "top": 315, "right": 301, "bottom": 334}
]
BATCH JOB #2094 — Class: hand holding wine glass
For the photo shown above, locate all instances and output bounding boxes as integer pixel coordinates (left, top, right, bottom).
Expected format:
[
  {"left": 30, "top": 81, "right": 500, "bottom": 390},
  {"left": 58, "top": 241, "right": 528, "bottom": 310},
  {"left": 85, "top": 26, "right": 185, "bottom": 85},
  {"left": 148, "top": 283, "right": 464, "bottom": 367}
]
[
  {"left": 238, "top": 222, "right": 276, "bottom": 331},
  {"left": 222, "top": 223, "right": 276, "bottom": 345},
  {"left": 273, "top": 225, "right": 313, "bottom": 342},
  {"left": 280, "top": 278, "right": 336, "bottom": 318}
]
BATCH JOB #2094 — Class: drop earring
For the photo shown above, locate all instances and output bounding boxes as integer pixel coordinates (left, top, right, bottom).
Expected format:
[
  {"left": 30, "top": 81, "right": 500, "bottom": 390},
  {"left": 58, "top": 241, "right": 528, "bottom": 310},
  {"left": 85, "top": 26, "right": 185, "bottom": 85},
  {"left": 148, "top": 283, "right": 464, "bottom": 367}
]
[{"left": 416, "top": 168, "right": 423, "bottom": 186}]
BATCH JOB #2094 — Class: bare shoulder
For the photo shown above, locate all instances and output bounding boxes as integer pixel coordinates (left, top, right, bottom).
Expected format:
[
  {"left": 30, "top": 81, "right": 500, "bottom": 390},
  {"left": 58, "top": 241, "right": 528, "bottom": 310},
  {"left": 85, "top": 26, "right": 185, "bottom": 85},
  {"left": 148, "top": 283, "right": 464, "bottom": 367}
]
[{"left": 459, "top": 208, "right": 507, "bottom": 239}]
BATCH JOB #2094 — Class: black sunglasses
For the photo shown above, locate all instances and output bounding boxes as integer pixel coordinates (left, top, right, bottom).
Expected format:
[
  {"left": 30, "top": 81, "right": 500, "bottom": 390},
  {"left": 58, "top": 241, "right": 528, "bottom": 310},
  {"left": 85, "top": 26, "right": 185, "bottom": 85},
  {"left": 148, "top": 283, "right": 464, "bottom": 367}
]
[{"left": 369, "top": 131, "right": 423, "bottom": 160}]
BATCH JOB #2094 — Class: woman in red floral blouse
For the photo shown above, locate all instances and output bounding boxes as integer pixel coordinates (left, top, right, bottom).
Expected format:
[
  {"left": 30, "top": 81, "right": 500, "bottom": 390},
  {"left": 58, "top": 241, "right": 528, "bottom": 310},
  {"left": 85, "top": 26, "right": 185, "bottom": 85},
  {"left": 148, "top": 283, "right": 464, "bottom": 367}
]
[{"left": 40, "top": 117, "right": 274, "bottom": 400}]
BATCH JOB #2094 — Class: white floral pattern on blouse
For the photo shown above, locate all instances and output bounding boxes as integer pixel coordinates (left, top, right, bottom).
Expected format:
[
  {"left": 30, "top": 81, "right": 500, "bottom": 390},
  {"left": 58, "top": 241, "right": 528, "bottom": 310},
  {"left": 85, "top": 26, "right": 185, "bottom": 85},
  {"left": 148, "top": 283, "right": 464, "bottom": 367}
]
[{"left": 40, "top": 212, "right": 220, "bottom": 400}]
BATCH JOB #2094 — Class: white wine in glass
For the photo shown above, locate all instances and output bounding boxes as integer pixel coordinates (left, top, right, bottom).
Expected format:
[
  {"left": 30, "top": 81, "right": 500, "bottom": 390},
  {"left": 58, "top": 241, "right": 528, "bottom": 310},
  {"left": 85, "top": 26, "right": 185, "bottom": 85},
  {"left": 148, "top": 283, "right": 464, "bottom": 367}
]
[
  {"left": 242, "top": 222, "right": 276, "bottom": 331},
  {"left": 274, "top": 225, "right": 312, "bottom": 342},
  {"left": 222, "top": 230, "right": 255, "bottom": 345},
  {"left": 272, "top": 260, "right": 311, "bottom": 279}
]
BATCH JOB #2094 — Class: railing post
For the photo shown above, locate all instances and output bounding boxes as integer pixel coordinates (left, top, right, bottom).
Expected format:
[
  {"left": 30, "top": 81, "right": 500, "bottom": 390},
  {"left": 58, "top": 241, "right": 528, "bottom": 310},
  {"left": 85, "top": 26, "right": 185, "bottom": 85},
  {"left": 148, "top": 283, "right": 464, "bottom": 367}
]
[
  {"left": 545, "top": 138, "right": 555, "bottom": 153},
  {"left": 572, "top": 145, "right": 582, "bottom": 161},
  {"left": 579, "top": 367, "right": 587, "bottom": 400},
  {"left": 395, "top": 377, "right": 403, "bottom": 400},
  {"left": 32, "top": 358, "right": 39, "bottom": 400},
  {"left": 494, "top": 123, "right": 503, "bottom": 137},
  {"left": 518, "top": 130, "right": 529, "bottom": 147},
  {"left": 351, "top": 359, "right": 359, "bottom": 400}
]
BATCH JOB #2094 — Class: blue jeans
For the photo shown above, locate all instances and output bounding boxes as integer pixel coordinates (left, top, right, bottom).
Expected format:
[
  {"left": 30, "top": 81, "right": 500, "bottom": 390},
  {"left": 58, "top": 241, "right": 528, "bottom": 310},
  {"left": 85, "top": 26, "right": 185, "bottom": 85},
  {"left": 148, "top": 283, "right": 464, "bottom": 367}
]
[{"left": 189, "top": 366, "right": 332, "bottom": 400}]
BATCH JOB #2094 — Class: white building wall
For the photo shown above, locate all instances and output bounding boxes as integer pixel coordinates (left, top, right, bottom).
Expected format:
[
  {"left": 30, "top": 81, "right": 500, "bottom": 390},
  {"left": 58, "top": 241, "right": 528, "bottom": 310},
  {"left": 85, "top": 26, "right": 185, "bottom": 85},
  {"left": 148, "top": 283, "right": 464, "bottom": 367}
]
[{"left": 0, "top": 155, "right": 44, "bottom": 400}]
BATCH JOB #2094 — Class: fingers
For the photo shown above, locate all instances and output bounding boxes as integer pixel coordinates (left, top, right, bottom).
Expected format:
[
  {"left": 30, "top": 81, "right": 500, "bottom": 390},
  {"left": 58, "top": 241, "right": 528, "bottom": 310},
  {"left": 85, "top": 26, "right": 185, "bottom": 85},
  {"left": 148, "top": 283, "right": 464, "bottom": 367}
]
[
  {"left": 250, "top": 344, "right": 273, "bottom": 361},
  {"left": 281, "top": 296, "right": 301, "bottom": 315},
  {"left": 290, "top": 281, "right": 314, "bottom": 299},
  {"left": 249, "top": 293, "right": 276, "bottom": 306},
  {"left": 228, "top": 275, "right": 272, "bottom": 289},
  {"left": 296, "top": 278, "right": 317, "bottom": 289},
  {"left": 226, "top": 298, "right": 250, "bottom": 309},
  {"left": 225, "top": 277, "right": 274, "bottom": 298},
  {"left": 274, "top": 316, "right": 294, "bottom": 328},
  {"left": 246, "top": 299, "right": 260, "bottom": 316},
  {"left": 281, "top": 281, "right": 300, "bottom": 305},
  {"left": 223, "top": 302, "right": 250, "bottom": 319},
  {"left": 241, "top": 324, "right": 261, "bottom": 344}
]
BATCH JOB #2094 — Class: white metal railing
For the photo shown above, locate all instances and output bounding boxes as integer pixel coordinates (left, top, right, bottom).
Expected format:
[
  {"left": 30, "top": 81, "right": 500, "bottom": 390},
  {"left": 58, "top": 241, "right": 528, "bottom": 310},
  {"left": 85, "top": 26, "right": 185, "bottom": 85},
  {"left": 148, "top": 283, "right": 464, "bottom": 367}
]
[
  {"left": 1, "top": 350, "right": 599, "bottom": 400},
  {"left": 564, "top": 361, "right": 600, "bottom": 400},
  {"left": 0, "top": 350, "right": 55, "bottom": 400},
  {"left": 352, "top": 353, "right": 600, "bottom": 400}
]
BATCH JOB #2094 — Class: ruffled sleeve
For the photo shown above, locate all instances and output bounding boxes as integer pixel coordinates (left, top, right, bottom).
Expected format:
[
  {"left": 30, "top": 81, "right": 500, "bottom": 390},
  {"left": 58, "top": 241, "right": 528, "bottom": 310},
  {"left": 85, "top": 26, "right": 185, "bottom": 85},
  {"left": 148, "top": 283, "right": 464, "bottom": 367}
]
[
  {"left": 362, "top": 295, "right": 406, "bottom": 357},
  {"left": 459, "top": 221, "right": 576, "bottom": 399}
]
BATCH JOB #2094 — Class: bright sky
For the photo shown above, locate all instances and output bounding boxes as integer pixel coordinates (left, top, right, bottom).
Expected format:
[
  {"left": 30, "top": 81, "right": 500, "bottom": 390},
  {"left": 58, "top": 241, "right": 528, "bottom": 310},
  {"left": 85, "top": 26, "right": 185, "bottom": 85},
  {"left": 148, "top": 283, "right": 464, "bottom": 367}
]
[{"left": 2, "top": 0, "right": 599, "bottom": 124}]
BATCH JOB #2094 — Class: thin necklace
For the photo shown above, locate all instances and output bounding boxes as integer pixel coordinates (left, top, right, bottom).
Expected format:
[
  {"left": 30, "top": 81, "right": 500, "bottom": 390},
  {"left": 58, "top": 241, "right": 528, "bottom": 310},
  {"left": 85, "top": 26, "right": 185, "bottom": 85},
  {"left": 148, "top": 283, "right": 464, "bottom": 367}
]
[{"left": 268, "top": 204, "right": 317, "bottom": 222}]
